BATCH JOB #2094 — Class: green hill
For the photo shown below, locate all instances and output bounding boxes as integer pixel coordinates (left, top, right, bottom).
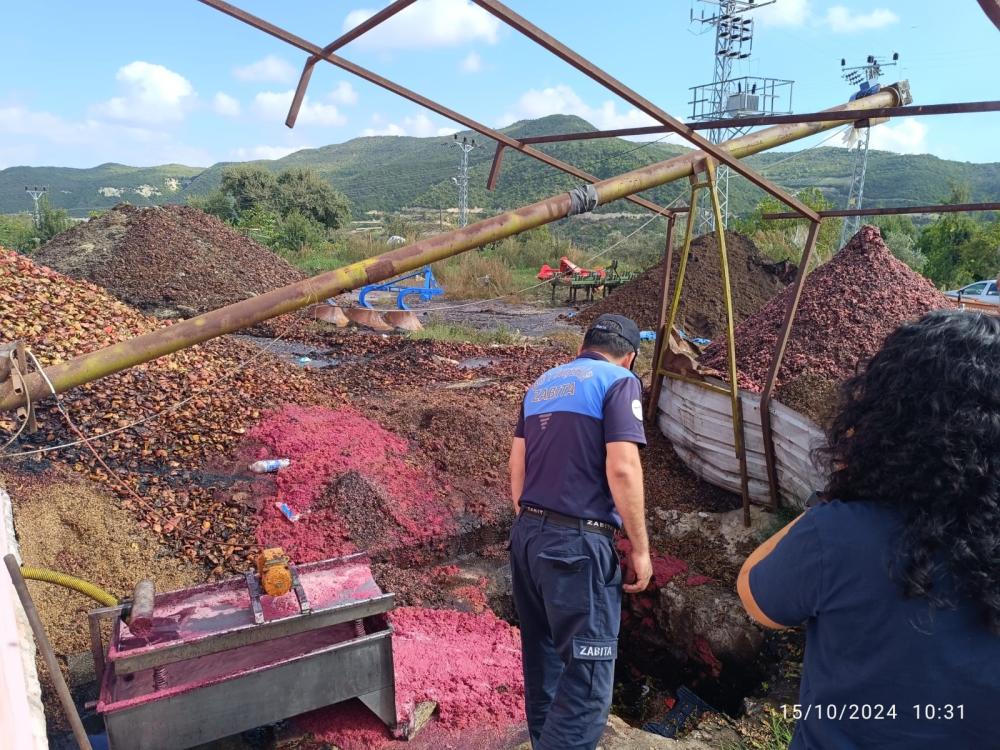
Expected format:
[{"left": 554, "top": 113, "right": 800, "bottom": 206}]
[{"left": 2, "top": 114, "right": 998, "bottom": 220}]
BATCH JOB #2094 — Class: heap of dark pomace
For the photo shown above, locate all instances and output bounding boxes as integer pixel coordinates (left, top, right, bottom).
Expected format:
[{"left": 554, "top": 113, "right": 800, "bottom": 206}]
[
  {"left": 699, "top": 226, "right": 953, "bottom": 407},
  {"left": 573, "top": 231, "right": 792, "bottom": 339},
  {"left": 34, "top": 203, "right": 304, "bottom": 318}
]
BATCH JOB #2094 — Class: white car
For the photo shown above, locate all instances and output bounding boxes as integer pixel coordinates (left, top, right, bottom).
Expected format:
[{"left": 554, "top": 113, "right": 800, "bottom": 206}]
[{"left": 944, "top": 280, "right": 999, "bottom": 305}]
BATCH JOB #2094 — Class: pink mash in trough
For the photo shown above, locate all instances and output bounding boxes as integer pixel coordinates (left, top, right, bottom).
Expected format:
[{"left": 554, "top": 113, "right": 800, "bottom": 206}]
[{"left": 296, "top": 606, "right": 525, "bottom": 749}]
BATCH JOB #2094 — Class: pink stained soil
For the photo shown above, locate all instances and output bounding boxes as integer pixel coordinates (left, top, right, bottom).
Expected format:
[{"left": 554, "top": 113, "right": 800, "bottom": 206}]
[
  {"left": 247, "top": 405, "right": 456, "bottom": 561},
  {"left": 685, "top": 574, "right": 713, "bottom": 587},
  {"left": 296, "top": 606, "right": 525, "bottom": 749},
  {"left": 692, "top": 635, "right": 723, "bottom": 678},
  {"left": 617, "top": 539, "right": 688, "bottom": 589}
]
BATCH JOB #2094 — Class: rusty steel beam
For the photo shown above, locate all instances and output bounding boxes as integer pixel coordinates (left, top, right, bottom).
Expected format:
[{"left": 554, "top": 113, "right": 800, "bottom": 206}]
[
  {"left": 646, "top": 215, "right": 677, "bottom": 423},
  {"left": 0, "top": 85, "right": 906, "bottom": 413},
  {"left": 470, "top": 0, "right": 826, "bottom": 222},
  {"left": 197, "top": 0, "right": 673, "bottom": 216},
  {"left": 980, "top": 0, "right": 1000, "bottom": 31},
  {"left": 285, "top": 0, "right": 418, "bottom": 128},
  {"left": 514, "top": 100, "right": 1000, "bottom": 145},
  {"left": 486, "top": 144, "right": 507, "bottom": 190},
  {"left": 763, "top": 202, "right": 1000, "bottom": 220}
]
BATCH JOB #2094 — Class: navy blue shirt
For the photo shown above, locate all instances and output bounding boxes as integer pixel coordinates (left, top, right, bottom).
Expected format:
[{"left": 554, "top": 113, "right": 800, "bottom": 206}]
[
  {"left": 515, "top": 351, "right": 646, "bottom": 526},
  {"left": 749, "top": 500, "right": 999, "bottom": 749}
]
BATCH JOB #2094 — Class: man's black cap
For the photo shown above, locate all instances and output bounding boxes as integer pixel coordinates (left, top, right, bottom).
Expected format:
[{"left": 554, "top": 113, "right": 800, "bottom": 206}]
[{"left": 587, "top": 314, "right": 641, "bottom": 354}]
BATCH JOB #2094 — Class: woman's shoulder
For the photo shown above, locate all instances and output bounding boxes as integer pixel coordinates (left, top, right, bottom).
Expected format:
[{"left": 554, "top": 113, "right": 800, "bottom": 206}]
[{"left": 806, "top": 499, "right": 903, "bottom": 545}]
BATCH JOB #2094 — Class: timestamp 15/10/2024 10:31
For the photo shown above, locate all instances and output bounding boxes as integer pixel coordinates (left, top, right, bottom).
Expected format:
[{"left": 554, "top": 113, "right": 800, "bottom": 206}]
[{"left": 781, "top": 704, "right": 966, "bottom": 721}]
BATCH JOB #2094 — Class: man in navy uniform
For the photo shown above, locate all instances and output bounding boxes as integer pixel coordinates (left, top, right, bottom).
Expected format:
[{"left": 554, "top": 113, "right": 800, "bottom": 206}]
[{"left": 509, "top": 313, "right": 652, "bottom": 750}]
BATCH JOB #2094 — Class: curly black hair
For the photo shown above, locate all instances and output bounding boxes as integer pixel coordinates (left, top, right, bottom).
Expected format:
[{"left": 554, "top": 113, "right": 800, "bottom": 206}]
[{"left": 819, "top": 309, "right": 1000, "bottom": 635}]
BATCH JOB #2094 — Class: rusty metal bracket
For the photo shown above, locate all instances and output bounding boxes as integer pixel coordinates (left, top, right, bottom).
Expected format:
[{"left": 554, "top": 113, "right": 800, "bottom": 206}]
[
  {"left": 0, "top": 342, "right": 36, "bottom": 436},
  {"left": 197, "top": 0, "right": 675, "bottom": 218},
  {"left": 285, "top": 0, "right": 418, "bottom": 128},
  {"left": 763, "top": 201, "right": 1000, "bottom": 220},
  {"left": 470, "top": 0, "right": 820, "bottom": 222}
]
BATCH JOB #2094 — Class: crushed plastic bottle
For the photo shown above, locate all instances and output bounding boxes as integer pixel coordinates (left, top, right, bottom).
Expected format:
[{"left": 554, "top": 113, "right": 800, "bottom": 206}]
[
  {"left": 275, "top": 501, "right": 300, "bottom": 523},
  {"left": 249, "top": 458, "right": 291, "bottom": 474}
]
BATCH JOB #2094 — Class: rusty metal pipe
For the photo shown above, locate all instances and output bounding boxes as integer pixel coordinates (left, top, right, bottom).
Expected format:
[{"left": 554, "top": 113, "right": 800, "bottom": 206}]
[
  {"left": 127, "top": 579, "right": 156, "bottom": 638},
  {"left": 0, "top": 84, "right": 908, "bottom": 412}
]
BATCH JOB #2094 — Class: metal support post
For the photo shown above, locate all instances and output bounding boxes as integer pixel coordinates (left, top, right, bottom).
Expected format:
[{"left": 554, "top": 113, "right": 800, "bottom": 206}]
[
  {"left": 646, "top": 214, "right": 677, "bottom": 422},
  {"left": 650, "top": 161, "right": 751, "bottom": 523},
  {"left": 758, "top": 220, "right": 821, "bottom": 509},
  {"left": 5, "top": 555, "right": 93, "bottom": 750}
]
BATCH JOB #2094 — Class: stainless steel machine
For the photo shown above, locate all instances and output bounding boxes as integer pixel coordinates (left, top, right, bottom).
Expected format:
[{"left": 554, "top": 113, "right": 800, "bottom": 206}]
[{"left": 89, "top": 552, "right": 396, "bottom": 750}]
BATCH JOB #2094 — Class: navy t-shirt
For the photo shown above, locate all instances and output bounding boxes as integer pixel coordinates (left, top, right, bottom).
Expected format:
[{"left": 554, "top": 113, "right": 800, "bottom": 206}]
[
  {"left": 515, "top": 351, "right": 646, "bottom": 526},
  {"left": 749, "top": 500, "right": 999, "bottom": 749}
]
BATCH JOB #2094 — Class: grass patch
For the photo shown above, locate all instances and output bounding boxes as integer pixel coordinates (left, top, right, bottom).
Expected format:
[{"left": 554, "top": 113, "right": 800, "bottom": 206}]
[
  {"left": 434, "top": 253, "right": 514, "bottom": 300},
  {"left": 725, "top": 707, "right": 795, "bottom": 750},
  {"left": 407, "top": 322, "right": 525, "bottom": 346}
]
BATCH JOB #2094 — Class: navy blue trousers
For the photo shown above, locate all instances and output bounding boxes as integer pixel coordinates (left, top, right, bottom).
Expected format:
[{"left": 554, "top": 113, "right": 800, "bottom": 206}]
[{"left": 509, "top": 513, "right": 622, "bottom": 750}]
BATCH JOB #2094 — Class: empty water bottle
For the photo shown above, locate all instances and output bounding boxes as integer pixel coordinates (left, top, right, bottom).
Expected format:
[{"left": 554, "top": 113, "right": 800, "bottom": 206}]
[{"left": 249, "top": 458, "right": 291, "bottom": 473}]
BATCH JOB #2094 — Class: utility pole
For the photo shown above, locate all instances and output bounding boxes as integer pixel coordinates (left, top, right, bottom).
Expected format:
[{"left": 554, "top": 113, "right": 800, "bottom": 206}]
[
  {"left": 24, "top": 186, "right": 47, "bottom": 228},
  {"left": 450, "top": 135, "right": 477, "bottom": 227},
  {"left": 838, "top": 52, "right": 899, "bottom": 247},
  {"left": 689, "top": 0, "right": 793, "bottom": 232}
]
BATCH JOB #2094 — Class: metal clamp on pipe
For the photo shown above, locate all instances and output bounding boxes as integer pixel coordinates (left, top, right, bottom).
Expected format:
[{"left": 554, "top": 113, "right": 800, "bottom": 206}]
[{"left": 567, "top": 184, "right": 599, "bottom": 216}]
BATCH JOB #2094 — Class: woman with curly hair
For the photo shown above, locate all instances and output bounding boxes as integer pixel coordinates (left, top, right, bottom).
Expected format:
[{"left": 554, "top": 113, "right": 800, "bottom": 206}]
[{"left": 737, "top": 309, "right": 1000, "bottom": 749}]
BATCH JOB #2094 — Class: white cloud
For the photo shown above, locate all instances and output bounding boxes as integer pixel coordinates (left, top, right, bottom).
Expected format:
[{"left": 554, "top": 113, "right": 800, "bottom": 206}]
[
  {"left": 213, "top": 92, "right": 241, "bottom": 117},
  {"left": 252, "top": 89, "right": 346, "bottom": 126},
  {"left": 362, "top": 112, "right": 457, "bottom": 137},
  {"left": 233, "top": 55, "right": 297, "bottom": 83},
  {"left": 754, "top": 0, "right": 811, "bottom": 26},
  {"left": 94, "top": 61, "right": 195, "bottom": 124},
  {"left": 499, "top": 84, "right": 675, "bottom": 140},
  {"left": 0, "top": 104, "right": 211, "bottom": 168},
  {"left": 231, "top": 144, "right": 312, "bottom": 161},
  {"left": 460, "top": 51, "right": 482, "bottom": 73},
  {"left": 824, "top": 5, "right": 899, "bottom": 32},
  {"left": 868, "top": 118, "right": 927, "bottom": 154},
  {"left": 344, "top": 0, "right": 499, "bottom": 49},
  {"left": 329, "top": 81, "right": 359, "bottom": 106}
]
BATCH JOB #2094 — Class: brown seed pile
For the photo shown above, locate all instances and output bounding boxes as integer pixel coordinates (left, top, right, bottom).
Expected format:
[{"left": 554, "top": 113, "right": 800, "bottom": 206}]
[
  {"left": 0, "top": 247, "right": 322, "bottom": 572},
  {"left": 33, "top": 203, "right": 304, "bottom": 318},
  {"left": 573, "top": 231, "right": 791, "bottom": 339},
  {"left": 699, "top": 226, "right": 953, "bottom": 392}
]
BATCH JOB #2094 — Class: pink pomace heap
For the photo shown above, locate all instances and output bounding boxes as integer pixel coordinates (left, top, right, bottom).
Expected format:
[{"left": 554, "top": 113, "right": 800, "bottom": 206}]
[
  {"left": 249, "top": 405, "right": 455, "bottom": 561},
  {"left": 699, "top": 226, "right": 952, "bottom": 391}
]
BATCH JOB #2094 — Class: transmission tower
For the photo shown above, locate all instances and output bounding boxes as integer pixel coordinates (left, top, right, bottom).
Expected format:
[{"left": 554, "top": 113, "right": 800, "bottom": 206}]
[
  {"left": 24, "top": 186, "right": 47, "bottom": 228},
  {"left": 450, "top": 135, "right": 477, "bottom": 227},
  {"left": 689, "top": 0, "right": 793, "bottom": 232},
  {"left": 838, "top": 52, "right": 899, "bottom": 247}
]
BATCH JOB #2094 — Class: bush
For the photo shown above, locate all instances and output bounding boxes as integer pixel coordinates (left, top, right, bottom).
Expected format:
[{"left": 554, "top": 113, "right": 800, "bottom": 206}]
[{"left": 0, "top": 213, "right": 37, "bottom": 253}]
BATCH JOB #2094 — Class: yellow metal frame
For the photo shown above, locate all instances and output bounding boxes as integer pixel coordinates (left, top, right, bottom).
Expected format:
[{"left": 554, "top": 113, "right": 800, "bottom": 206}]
[{"left": 651, "top": 159, "right": 752, "bottom": 523}]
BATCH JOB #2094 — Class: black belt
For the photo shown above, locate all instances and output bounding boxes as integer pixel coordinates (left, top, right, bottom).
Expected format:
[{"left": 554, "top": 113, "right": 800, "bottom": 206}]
[{"left": 519, "top": 505, "right": 618, "bottom": 538}]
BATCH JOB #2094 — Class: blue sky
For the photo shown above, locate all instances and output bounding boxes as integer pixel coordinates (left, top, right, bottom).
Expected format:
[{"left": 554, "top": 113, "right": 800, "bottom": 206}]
[{"left": 1, "top": 0, "right": 996, "bottom": 169}]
